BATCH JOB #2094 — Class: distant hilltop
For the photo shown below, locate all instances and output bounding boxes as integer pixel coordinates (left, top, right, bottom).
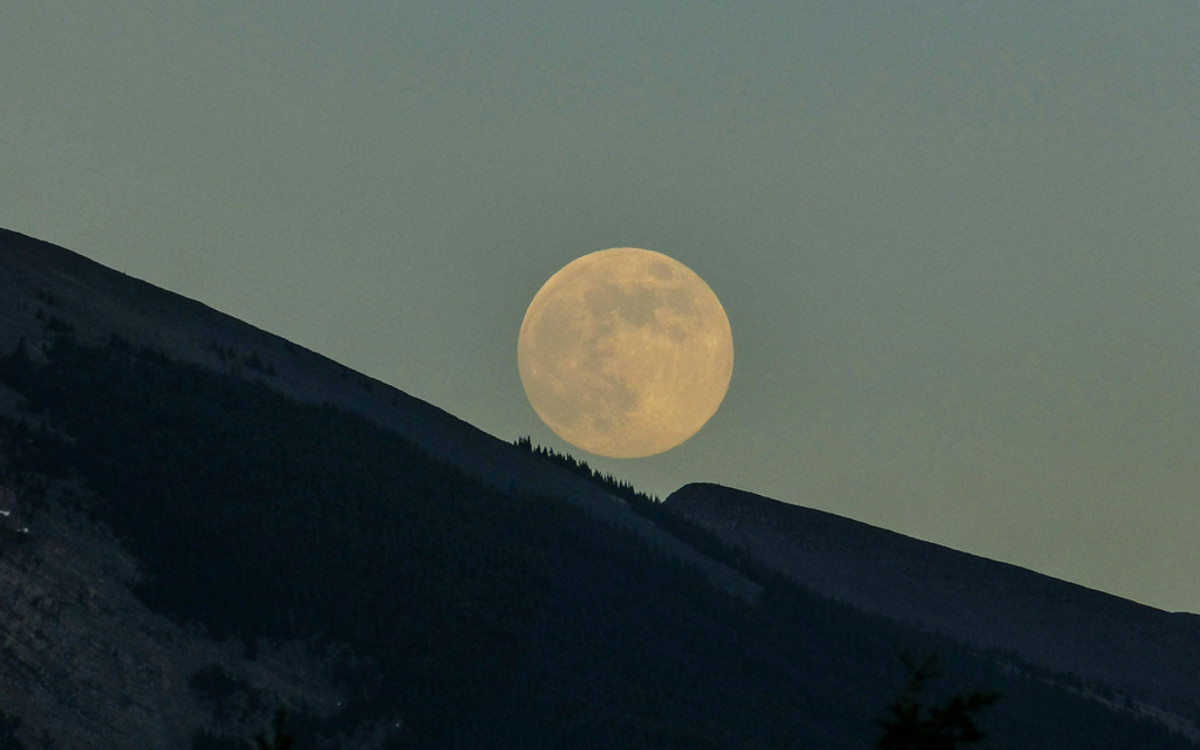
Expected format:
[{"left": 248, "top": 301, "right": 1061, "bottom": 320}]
[{"left": 666, "top": 481, "right": 1200, "bottom": 732}]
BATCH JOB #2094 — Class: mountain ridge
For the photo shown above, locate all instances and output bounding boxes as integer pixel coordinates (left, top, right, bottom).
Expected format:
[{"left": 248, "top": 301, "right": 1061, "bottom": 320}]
[
  {"left": 665, "top": 481, "right": 1200, "bottom": 728},
  {"left": 2, "top": 227, "right": 1197, "bottom": 748},
  {"left": 0, "top": 227, "right": 758, "bottom": 601}
]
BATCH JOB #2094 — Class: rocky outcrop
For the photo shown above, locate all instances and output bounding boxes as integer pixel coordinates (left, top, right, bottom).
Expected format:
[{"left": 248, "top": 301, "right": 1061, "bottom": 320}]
[{"left": 0, "top": 485, "right": 340, "bottom": 750}]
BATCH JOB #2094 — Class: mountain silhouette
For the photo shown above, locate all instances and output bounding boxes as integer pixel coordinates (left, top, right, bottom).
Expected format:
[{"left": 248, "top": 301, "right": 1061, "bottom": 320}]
[
  {"left": 666, "top": 483, "right": 1200, "bottom": 734},
  {"left": 0, "top": 227, "right": 1196, "bottom": 749}
]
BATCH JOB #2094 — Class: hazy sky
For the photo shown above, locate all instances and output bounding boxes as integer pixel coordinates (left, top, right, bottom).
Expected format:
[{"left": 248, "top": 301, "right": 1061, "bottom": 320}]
[{"left": 4, "top": 3, "right": 1198, "bottom": 613}]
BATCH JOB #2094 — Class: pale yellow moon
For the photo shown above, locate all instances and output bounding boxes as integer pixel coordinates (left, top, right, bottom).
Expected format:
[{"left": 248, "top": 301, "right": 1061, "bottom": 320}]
[{"left": 518, "top": 247, "right": 733, "bottom": 458}]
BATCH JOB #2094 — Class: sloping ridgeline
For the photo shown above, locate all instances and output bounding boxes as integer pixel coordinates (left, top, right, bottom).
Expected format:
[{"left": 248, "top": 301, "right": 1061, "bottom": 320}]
[{"left": 0, "top": 332, "right": 1193, "bottom": 749}]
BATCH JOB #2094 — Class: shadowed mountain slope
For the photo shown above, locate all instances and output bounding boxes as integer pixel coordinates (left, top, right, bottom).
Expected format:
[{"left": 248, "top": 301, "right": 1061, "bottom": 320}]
[
  {"left": 665, "top": 482, "right": 1200, "bottom": 730},
  {"left": 0, "top": 228, "right": 756, "bottom": 600},
  {"left": 1, "top": 227, "right": 1197, "bottom": 748}
]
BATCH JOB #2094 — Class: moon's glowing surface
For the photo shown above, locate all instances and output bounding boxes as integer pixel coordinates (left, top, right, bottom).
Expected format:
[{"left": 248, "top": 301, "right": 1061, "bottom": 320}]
[{"left": 518, "top": 247, "right": 733, "bottom": 458}]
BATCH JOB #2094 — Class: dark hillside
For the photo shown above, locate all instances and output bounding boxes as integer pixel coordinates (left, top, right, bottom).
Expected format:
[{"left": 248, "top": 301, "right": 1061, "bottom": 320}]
[
  {"left": 0, "top": 227, "right": 757, "bottom": 600},
  {"left": 1, "top": 230, "right": 1196, "bottom": 748},
  {"left": 0, "top": 333, "right": 873, "bottom": 747},
  {"left": 666, "top": 483, "right": 1200, "bottom": 733},
  {"left": 0, "top": 333, "right": 1190, "bottom": 748}
]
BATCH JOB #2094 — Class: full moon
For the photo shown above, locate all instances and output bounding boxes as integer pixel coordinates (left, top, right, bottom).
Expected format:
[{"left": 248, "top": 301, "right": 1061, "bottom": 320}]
[{"left": 518, "top": 247, "right": 733, "bottom": 458}]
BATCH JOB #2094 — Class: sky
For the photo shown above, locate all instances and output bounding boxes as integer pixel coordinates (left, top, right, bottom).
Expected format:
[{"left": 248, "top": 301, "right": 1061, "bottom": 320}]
[{"left": 3, "top": 2, "right": 1198, "bottom": 613}]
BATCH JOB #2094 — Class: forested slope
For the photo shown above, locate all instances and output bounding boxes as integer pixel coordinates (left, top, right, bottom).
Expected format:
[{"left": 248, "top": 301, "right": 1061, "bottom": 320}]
[{"left": 0, "top": 329, "right": 1192, "bottom": 749}]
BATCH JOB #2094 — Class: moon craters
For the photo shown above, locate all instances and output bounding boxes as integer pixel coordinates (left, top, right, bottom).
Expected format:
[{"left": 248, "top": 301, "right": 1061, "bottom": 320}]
[{"left": 518, "top": 247, "right": 733, "bottom": 458}]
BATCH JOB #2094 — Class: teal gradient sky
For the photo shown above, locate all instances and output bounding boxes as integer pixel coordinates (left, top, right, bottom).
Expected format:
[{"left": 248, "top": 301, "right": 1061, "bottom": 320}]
[{"left": 3, "top": 3, "right": 1198, "bottom": 612}]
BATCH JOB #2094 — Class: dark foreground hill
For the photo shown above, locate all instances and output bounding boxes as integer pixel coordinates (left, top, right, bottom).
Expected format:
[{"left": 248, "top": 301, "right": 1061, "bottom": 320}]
[{"left": 0, "top": 228, "right": 1196, "bottom": 748}]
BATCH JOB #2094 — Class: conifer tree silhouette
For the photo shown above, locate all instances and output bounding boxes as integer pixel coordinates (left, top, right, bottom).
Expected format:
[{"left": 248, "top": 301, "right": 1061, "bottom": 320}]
[
  {"left": 252, "top": 706, "right": 294, "bottom": 750},
  {"left": 875, "top": 654, "right": 1000, "bottom": 750}
]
